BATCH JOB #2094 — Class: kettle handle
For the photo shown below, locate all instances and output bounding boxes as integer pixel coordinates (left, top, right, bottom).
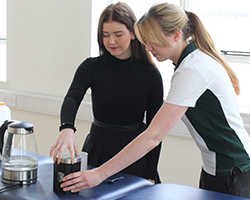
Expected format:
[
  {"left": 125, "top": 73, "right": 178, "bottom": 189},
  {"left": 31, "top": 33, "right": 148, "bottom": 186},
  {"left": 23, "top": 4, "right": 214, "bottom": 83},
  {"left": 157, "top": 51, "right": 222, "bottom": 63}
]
[{"left": 0, "top": 120, "right": 14, "bottom": 154}]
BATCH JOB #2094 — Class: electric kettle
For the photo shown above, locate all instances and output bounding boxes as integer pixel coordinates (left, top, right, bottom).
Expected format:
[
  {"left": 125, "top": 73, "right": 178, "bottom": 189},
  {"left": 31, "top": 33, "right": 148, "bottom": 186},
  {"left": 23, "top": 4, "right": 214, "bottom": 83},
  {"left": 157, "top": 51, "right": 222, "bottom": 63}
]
[{"left": 0, "top": 120, "right": 38, "bottom": 185}]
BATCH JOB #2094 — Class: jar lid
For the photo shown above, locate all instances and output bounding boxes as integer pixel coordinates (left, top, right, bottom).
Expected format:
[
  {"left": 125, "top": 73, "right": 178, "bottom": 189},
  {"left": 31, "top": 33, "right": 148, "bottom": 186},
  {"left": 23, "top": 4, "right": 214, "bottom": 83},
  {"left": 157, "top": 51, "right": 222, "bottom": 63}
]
[
  {"left": 59, "top": 153, "right": 81, "bottom": 164},
  {"left": 8, "top": 121, "right": 34, "bottom": 135}
]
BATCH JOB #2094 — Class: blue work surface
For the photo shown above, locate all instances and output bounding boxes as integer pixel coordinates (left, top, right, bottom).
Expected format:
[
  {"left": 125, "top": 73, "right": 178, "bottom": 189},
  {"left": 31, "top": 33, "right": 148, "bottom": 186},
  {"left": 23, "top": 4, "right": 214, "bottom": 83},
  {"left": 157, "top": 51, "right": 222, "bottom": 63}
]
[
  {"left": 2, "top": 155, "right": 249, "bottom": 200},
  {"left": 119, "top": 183, "right": 250, "bottom": 200},
  {"left": 0, "top": 154, "right": 153, "bottom": 200}
]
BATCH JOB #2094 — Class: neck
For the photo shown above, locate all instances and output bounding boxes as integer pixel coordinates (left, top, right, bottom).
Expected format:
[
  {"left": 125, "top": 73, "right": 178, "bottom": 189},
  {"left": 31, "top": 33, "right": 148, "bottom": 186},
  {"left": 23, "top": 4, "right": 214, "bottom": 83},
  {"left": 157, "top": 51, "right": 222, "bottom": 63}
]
[{"left": 172, "top": 40, "right": 188, "bottom": 65}]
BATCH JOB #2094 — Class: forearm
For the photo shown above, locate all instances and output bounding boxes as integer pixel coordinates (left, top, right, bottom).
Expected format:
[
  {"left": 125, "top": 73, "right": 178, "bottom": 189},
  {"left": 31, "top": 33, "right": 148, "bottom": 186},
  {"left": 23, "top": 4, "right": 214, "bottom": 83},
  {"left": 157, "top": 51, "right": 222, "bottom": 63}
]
[
  {"left": 98, "top": 127, "right": 159, "bottom": 180},
  {"left": 61, "top": 63, "right": 91, "bottom": 124},
  {"left": 60, "top": 103, "right": 188, "bottom": 193},
  {"left": 60, "top": 97, "right": 80, "bottom": 124},
  {"left": 97, "top": 103, "right": 188, "bottom": 180}
]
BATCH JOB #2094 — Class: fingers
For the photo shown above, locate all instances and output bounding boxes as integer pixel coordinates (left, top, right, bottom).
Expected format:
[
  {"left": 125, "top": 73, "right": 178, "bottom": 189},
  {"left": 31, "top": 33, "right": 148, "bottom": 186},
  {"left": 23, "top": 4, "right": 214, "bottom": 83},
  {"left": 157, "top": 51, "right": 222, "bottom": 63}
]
[
  {"left": 60, "top": 169, "right": 104, "bottom": 193},
  {"left": 50, "top": 143, "right": 60, "bottom": 163},
  {"left": 70, "top": 140, "right": 79, "bottom": 164},
  {"left": 64, "top": 184, "right": 89, "bottom": 193},
  {"left": 52, "top": 142, "right": 63, "bottom": 164},
  {"left": 51, "top": 142, "right": 70, "bottom": 164},
  {"left": 62, "top": 171, "right": 80, "bottom": 182},
  {"left": 49, "top": 144, "right": 55, "bottom": 157},
  {"left": 56, "top": 148, "right": 63, "bottom": 164},
  {"left": 75, "top": 146, "right": 80, "bottom": 156},
  {"left": 61, "top": 173, "right": 80, "bottom": 190},
  {"left": 61, "top": 172, "right": 92, "bottom": 192},
  {"left": 49, "top": 129, "right": 77, "bottom": 164},
  {"left": 70, "top": 148, "right": 76, "bottom": 165},
  {"left": 148, "top": 179, "right": 155, "bottom": 184}
]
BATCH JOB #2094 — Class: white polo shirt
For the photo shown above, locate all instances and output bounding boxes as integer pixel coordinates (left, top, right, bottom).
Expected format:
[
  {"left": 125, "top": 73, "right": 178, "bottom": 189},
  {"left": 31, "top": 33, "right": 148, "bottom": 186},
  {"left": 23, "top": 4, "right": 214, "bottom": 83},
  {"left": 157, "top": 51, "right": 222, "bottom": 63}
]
[{"left": 165, "top": 42, "right": 250, "bottom": 176}]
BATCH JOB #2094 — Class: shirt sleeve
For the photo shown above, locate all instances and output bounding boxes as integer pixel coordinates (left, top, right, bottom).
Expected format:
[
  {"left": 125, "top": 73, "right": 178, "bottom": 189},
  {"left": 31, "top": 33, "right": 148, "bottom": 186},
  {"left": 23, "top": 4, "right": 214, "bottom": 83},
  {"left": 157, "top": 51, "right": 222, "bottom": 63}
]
[
  {"left": 60, "top": 58, "right": 93, "bottom": 125},
  {"left": 165, "top": 67, "right": 208, "bottom": 107}
]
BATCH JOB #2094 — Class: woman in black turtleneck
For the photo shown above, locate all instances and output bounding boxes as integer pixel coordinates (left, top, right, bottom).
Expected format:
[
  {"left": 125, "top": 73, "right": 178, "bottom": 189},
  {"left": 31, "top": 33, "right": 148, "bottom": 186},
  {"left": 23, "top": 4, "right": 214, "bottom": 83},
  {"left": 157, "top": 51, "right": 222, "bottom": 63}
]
[{"left": 50, "top": 2, "right": 163, "bottom": 183}]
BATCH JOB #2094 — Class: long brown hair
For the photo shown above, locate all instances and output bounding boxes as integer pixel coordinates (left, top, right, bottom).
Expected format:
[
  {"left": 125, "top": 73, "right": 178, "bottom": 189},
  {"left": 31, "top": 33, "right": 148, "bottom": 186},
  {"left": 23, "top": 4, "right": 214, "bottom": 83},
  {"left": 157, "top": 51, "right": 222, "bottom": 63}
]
[
  {"left": 97, "top": 2, "right": 155, "bottom": 67},
  {"left": 135, "top": 3, "right": 240, "bottom": 95}
]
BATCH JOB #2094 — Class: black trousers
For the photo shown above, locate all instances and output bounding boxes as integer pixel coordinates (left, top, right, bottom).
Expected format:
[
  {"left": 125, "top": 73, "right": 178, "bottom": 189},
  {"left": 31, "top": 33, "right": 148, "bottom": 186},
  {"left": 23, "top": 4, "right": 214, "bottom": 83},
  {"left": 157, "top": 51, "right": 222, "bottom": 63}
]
[{"left": 199, "top": 167, "right": 250, "bottom": 198}]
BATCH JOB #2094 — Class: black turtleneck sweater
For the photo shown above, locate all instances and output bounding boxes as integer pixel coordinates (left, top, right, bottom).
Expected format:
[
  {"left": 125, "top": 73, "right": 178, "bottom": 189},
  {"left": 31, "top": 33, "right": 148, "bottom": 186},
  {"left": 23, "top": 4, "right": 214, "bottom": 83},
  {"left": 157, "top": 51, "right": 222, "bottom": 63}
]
[
  {"left": 61, "top": 53, "right": 163, "bottom": 127},
  {"left": 60, "top": 53, "right": 163, "bottom": 181}
]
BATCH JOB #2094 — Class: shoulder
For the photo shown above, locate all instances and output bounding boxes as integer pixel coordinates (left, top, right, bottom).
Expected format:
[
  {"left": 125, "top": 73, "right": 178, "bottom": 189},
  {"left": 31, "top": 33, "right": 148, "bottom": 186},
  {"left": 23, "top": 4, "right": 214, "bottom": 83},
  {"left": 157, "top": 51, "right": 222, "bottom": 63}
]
[
  {"left": 137, "top": 64, "right": 162, "bottom": 83},
  {"left": 133, "top": 60, "right": 161, "bottom": 73},
  {"left": 179, "top": 49, "right": 223, "bottom": 78},
  {"left": 80, "top": 56, "right": 104, "bottom": 66},
  {"left": 145, "top": 64, "right": 162, "bottom": 80},
  {"left": 77, "top": 55, "right": 108, "bottom": 71},
  {"left": 134, "top": 61, "right": 163, "bottom": 85},
  {"left": 182, "top": 49, "right": 219, "bottom": 69}
]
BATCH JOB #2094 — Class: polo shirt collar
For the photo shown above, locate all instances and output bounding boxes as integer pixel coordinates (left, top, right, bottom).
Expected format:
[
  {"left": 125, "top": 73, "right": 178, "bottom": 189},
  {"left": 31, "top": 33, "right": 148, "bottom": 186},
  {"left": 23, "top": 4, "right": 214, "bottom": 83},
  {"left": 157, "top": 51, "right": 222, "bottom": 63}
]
[{"left": 173, "top": 41, "right": 197, "bottom": 71}]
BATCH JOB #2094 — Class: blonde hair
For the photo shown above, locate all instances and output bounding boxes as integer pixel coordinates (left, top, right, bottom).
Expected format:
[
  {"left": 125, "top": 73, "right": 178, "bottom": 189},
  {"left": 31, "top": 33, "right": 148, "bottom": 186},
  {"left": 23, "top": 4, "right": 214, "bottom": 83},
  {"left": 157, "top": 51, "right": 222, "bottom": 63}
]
[{"left": 135, "top": 3, "right": 240, "bottom": 95}]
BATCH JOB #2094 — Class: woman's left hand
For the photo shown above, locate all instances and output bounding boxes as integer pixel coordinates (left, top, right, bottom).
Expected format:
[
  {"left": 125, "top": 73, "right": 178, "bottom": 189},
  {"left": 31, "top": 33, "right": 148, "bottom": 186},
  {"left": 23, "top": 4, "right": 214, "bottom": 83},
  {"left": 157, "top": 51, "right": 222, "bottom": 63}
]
[{"left": 61, "top": 168, "right": 105, "bottom": 193}]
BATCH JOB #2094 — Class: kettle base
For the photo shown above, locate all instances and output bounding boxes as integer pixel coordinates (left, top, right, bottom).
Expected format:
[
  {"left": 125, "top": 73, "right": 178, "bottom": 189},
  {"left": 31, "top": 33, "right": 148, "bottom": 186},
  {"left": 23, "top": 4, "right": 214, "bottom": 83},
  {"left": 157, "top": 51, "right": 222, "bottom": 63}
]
[
  {"left": 1, "top": 177, "right": 37, "bottom": 185},
  {"left": 1, "top": 168, "right": 37, "bottom": 185}
]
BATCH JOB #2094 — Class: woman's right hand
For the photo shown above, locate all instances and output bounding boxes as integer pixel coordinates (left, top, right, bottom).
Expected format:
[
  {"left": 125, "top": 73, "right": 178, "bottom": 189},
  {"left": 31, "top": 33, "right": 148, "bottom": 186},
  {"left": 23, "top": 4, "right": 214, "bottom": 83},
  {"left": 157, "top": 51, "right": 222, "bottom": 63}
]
[
  {"left": 49, "top": 128, "right": 79, "bottom": 164},
  {"left": 61, "top": 167, "right": 106, "bottom": 193}
]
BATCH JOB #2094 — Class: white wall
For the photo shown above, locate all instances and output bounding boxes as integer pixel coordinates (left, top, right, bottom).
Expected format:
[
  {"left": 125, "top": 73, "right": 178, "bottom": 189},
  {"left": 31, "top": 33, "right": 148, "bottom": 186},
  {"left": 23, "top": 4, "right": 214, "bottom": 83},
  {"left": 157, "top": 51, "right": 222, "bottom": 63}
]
[
  {"left": 1, "top": 0, "right": 202, "bottom": 188},
  {"left": 4, "top": 0, "right": 91, "bottom": 96}
]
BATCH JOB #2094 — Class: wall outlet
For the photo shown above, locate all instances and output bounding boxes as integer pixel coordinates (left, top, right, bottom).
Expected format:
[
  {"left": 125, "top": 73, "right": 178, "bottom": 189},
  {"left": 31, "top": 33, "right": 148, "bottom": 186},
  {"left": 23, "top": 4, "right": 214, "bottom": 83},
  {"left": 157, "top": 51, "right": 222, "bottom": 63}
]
[{"left": 1, "top": 94, "right": 16, "bottom": 107}]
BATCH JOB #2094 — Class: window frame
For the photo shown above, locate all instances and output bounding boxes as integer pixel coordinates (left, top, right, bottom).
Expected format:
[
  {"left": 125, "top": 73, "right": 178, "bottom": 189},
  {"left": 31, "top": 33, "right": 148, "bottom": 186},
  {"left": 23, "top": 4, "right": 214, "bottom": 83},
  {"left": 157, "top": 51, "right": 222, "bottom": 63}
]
[{"left": 91, "top": 0, "right": 250, "bottom": 113}]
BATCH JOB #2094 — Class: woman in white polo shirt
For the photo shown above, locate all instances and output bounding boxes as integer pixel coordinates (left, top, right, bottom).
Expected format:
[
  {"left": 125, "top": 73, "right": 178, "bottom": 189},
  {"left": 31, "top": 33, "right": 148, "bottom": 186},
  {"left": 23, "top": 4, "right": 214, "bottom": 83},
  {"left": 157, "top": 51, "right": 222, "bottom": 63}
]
[{"left": 60, "top": 3, "right": 250, "bottom": 198}]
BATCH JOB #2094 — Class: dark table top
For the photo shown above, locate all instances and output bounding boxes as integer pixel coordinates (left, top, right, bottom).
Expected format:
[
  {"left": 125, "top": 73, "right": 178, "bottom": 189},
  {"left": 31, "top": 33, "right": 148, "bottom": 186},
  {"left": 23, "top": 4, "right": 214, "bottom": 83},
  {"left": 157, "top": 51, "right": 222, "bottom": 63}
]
[
  {"left": 119, "top": 183, "right": 250, "bottom": 200},
  {"left": 0, "top": 154, "right": 153, "bottom": 200},
  {"left": 1, "top": 155, "right": 249, "bottom": 200}
]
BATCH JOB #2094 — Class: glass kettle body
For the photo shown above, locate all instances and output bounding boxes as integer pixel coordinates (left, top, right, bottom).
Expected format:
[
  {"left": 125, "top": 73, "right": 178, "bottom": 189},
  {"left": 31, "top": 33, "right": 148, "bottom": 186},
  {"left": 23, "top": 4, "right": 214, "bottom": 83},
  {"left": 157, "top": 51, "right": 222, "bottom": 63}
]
[{"left": 0, "top": 120, "right": 38, "bottom": 185}]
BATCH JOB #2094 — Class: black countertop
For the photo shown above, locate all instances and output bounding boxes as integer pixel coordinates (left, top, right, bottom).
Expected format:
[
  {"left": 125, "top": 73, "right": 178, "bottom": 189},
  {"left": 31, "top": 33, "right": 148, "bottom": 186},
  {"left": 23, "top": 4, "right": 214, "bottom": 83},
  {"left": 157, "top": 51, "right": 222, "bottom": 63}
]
[
  {"left": 1, "top": 155, "right": 249, "bottom": 200},
  {"left": 0, "top": 154, "right": 153, "bottom": 200}
]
